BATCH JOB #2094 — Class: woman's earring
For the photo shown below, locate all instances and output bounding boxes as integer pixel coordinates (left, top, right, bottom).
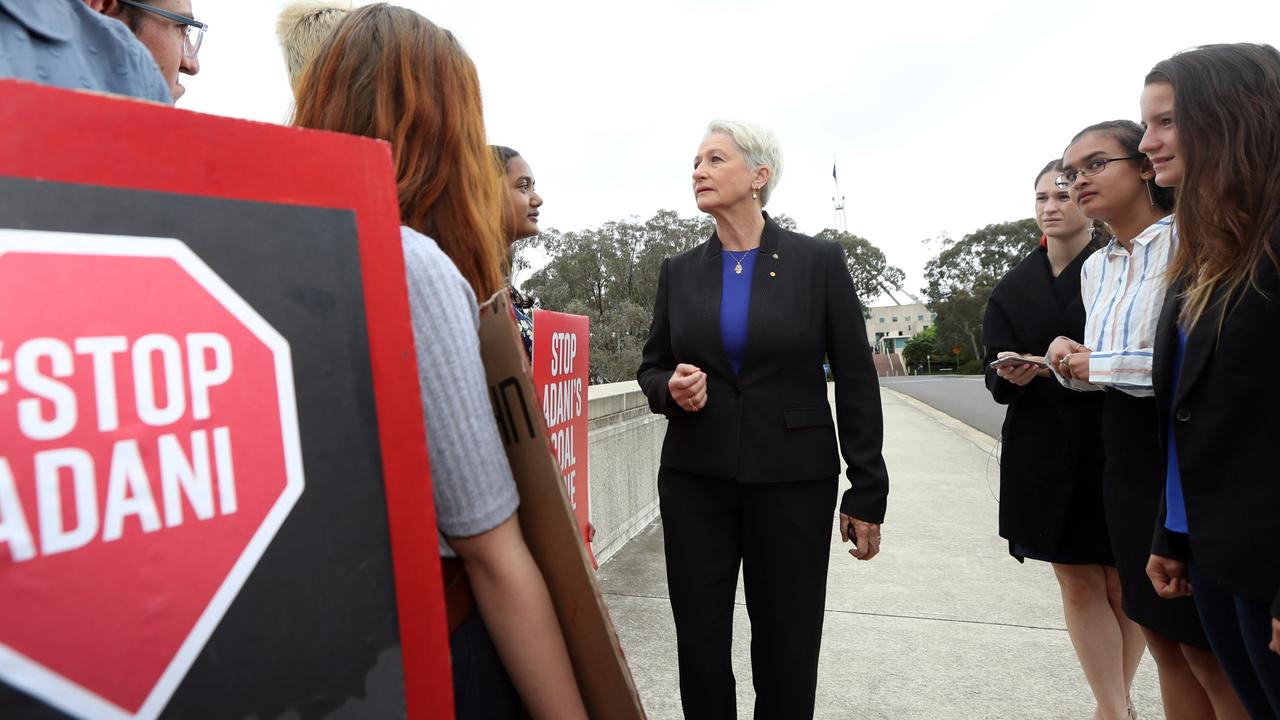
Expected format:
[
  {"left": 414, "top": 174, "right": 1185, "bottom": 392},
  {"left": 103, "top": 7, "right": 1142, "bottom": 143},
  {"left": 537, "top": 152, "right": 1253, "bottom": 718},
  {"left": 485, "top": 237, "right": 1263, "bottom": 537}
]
[
  {"left": 1146, "top": 179, "right": 1155, "bottom": 206},
  {"left": 751, "top": 186, "right": 759, "bottom": 200}
]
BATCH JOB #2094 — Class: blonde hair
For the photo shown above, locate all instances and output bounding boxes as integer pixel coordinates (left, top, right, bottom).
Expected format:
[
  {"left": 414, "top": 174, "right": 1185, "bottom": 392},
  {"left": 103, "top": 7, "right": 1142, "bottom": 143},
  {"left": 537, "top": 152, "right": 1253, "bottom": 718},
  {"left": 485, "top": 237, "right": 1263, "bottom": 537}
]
[{"left": 276, "top": 0, "right": 351, "bottom": 93}]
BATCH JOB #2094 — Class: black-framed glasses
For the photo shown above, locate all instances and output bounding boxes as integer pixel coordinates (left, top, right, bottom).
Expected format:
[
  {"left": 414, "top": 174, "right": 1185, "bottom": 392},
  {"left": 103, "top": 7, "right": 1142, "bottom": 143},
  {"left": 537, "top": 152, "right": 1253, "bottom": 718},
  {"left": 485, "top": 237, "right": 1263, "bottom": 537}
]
[
  {"left": 117, "top": 0, "right": 208, "bottom": 60},
  {"left": 1056, "top": 155, "right": 1142, "bottom": 188}
]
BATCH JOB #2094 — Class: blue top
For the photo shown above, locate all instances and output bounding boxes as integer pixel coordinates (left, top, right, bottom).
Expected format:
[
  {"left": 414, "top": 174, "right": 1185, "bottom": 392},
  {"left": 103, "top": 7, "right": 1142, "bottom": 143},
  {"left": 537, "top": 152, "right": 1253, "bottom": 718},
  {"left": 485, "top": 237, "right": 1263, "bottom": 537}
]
[
  {"left": 1164, "top": 327, "right": 1190, "bottom": 533},
  {"left": 0, "top": 0, "right": 170, "bottom": 103},
  {"left": 720, "top": 248, "right": 758, "bottom": 375}
]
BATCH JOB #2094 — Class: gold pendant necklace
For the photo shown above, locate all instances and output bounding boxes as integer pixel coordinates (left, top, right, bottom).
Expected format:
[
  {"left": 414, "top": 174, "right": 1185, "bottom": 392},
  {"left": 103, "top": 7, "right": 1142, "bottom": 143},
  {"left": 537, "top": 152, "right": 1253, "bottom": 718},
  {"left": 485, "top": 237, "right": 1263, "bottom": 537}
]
[{"left": 727, "top": 249, "right": 751, "bottom": 275}]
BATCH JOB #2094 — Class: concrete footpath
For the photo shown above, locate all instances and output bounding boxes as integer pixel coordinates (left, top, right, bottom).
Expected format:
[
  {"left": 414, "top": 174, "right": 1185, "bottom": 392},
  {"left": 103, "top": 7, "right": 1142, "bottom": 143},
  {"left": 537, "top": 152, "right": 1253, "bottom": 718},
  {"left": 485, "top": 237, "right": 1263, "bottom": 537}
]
[{"left": 597, "top": 387, "right": 1165, "bottom": 720}]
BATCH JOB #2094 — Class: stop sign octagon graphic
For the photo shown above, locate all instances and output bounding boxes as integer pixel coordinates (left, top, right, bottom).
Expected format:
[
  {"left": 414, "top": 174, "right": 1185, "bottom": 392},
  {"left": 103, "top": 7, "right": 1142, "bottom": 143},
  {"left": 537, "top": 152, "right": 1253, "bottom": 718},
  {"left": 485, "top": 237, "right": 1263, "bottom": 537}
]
[{"left": 0, "top": 230, "right": 305, "bottom": 719}]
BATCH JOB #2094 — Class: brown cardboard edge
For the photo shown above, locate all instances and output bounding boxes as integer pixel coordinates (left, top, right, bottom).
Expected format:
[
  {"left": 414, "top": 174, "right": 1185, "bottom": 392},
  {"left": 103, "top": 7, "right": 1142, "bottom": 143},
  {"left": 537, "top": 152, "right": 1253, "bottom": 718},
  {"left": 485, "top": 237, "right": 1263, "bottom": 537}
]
[{"left": 477, "top": 290, "right": 646, "bottom": 719}]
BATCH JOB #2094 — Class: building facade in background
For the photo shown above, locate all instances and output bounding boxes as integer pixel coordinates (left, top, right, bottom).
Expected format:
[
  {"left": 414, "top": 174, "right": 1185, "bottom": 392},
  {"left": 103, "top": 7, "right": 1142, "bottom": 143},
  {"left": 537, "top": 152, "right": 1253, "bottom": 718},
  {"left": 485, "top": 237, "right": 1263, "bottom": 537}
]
[{"left": 866, "top": 303, "right": 934, "bottom": 355}]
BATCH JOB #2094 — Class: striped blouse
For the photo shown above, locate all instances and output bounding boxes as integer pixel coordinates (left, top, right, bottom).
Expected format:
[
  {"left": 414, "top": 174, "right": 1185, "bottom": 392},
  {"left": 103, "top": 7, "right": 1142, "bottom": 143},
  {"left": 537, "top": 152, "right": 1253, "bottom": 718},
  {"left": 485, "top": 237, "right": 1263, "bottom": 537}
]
[{"left": 1060, "top": 216, "right": 1176, "bottom": 397}]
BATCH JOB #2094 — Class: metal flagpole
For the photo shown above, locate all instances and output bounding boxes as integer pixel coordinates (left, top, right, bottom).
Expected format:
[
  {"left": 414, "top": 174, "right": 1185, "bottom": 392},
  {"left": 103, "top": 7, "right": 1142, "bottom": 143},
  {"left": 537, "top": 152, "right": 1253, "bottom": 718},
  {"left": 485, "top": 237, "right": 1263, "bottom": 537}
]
[{"left": 832, "top": 157, "right": 846, "bottom": 232}]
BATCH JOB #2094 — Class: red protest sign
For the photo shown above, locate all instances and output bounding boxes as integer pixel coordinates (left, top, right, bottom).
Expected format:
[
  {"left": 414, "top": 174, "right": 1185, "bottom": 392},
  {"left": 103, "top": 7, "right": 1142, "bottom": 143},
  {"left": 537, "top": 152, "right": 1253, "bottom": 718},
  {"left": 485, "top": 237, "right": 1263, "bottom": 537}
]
[
  {"left": 531, "top": 311, "right": 590, "bottom": 552},
  {"left": 0, "top": 79, "right": 450, "bottom": 719},
  {"left": 0, "top": 231, "right": 304, "bottom": 718}
]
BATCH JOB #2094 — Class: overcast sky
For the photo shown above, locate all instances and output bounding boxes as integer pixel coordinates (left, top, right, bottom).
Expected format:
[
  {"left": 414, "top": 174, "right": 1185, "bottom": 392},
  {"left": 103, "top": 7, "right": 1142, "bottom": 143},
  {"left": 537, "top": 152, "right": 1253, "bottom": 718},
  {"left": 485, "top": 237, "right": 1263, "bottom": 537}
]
[{"left": 180, "top": 1, "right": 1280, "bottom": 304}]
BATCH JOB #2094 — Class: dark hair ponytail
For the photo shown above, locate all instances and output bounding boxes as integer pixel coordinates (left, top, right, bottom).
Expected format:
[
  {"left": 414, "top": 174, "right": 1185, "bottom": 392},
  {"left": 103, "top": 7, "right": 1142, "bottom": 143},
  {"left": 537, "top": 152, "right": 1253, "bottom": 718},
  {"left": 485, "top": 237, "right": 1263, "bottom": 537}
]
[
  {"left": 491, "top": 145, "right": 521, "bottom": 171},
  {"left": 1067, "top": 120, "right": 1175, "bottom": 214}
]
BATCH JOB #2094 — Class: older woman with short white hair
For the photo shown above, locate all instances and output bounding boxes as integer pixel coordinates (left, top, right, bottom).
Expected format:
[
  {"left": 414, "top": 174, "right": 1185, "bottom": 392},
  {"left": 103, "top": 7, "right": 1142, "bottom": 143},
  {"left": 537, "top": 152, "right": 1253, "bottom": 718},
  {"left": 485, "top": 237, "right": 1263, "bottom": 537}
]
[{"left": 638, "top": 120, "right": 890, "bottom": 720}]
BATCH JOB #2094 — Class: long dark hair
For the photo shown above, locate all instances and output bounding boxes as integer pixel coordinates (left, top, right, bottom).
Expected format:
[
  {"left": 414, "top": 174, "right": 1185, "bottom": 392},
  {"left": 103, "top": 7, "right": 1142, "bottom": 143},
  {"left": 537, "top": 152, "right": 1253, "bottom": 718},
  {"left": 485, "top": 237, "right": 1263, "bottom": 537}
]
[
  {"left": 293, "top": 4, "right": 507, "bottom": 299},
  {"left": 1066, "top": 120, "right": 1175, "bottom": 214},
  {"left": 1146, "top": 43, "right": 1280, "bottom": 328}
]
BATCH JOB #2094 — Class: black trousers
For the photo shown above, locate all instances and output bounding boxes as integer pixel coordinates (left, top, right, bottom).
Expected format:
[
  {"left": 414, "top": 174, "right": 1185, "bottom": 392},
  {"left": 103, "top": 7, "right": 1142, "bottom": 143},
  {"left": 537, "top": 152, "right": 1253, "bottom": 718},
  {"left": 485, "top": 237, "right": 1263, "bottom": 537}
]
[
  {"left": 1190, "top": 564, "right": 1280, "bottom": 719},
  {"left": 658, "top": 466, "right": 837, "bottom": 720},
  {"left": 450, "top": 611, "right": 523, "bottom": 719}
]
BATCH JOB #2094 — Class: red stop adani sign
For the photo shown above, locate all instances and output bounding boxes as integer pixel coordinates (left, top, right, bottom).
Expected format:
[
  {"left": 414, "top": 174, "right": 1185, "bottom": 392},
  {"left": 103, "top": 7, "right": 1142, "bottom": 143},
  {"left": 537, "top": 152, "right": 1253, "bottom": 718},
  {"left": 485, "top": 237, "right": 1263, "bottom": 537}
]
[
  {"left": 531, "top": 311, "right": 590, "bottom": 552},
  {"left": 0, "top": 230, "right": 304, "bottom": 719}
]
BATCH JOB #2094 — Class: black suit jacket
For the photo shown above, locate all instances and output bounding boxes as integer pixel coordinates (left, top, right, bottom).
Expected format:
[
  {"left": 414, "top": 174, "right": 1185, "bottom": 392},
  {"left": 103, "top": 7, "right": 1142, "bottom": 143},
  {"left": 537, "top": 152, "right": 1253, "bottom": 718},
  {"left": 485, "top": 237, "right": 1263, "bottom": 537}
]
[
  {"left": 636, "top": 215, "right": 889, "bottom": 522},
  {"left": 1152, "top": 232, "right": 1280, "bottom": 617},
  {"left": 981, "top": 246, "right": 1106, "bottom": 553}
]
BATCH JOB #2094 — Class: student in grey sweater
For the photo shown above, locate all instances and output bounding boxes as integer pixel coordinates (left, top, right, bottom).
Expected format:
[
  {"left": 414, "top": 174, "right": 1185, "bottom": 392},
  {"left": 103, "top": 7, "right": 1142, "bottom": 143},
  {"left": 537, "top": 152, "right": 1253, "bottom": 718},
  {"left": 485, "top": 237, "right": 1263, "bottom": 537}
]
[
  {"left": 292, "top": 5, "right": 586, "bottom": 718},
  {"left": 400, "top": 226, "right": 520, "bottom": 558}
]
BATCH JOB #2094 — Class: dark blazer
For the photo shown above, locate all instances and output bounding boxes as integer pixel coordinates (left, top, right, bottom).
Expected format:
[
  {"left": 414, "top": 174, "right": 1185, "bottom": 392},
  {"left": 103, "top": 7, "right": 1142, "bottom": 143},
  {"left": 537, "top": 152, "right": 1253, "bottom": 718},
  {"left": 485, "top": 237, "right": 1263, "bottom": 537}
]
[
  {"left": 1152, "top": 230, "right": 1280, "bottom": 617},
  {"left": 981, "top": 246, "right": 1106, "bottom": 554},
  {"left": 636, "top": 214, "right": 889, "bottom": 522}
]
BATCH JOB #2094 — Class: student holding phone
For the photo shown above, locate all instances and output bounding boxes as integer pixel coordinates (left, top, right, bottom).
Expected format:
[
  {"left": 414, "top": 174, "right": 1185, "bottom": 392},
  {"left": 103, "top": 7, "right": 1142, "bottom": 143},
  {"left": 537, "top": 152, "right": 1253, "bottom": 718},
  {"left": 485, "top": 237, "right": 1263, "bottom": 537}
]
[
  {"left": 982, "top": 160, "right": 1135, "bottom": 719},
  {"left": 1047, "top": 121, "right": 1245, "bottom": 720}
]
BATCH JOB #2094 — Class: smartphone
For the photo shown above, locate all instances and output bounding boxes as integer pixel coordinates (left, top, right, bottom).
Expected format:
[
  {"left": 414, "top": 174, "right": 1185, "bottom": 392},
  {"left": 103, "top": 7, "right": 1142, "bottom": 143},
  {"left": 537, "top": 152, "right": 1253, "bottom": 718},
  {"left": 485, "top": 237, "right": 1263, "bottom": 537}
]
[{"left": 989, "top": 355, "right": 1050, "bottom": 370}]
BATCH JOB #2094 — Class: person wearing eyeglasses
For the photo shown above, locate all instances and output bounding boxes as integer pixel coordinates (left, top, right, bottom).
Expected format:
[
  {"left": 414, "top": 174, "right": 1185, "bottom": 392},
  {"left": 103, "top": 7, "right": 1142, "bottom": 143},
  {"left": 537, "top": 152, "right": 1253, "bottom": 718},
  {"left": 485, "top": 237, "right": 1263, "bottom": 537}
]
[
  {"left": 89, "top": 0, "right": 205, "bottom": 102},
  {"left": 1047, "top": 121, "right": 1247, "bottom": 720},
  {"left": 0, "top": 0, "right": 170, "bottom": 103}
]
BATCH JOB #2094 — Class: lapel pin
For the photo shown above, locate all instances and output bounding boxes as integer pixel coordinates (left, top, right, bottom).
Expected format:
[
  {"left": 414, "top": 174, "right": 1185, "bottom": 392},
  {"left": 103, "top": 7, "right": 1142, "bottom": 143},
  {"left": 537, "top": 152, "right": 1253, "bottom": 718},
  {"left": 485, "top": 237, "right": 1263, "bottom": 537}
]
[
  {"left": 772, "top": 253, "right": 779, "bottom": 259},
  {"left": 769, "top": 271, "right": 777, "bottom": 277}
]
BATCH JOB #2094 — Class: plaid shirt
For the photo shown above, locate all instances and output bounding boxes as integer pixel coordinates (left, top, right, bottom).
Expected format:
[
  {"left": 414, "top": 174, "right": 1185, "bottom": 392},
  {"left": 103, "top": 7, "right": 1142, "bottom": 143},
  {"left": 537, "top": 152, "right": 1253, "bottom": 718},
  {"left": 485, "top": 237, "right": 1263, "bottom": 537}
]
[{"left": 1058, "top": 216, "right": 1176, "bottom": 397}]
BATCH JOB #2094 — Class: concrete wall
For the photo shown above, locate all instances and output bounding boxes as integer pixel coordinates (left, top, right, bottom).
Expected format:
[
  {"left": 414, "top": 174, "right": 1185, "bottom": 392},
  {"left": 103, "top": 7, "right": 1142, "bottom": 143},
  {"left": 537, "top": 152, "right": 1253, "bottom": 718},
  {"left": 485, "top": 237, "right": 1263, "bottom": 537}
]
[{"left": 586, "top": 381, "right": 665, "bottom": 565}]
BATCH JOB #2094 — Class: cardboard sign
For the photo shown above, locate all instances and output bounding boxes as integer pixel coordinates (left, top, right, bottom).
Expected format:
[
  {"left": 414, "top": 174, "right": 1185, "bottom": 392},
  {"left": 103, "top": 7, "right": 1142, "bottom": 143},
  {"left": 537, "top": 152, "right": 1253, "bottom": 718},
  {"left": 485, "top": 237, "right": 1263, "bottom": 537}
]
[
  {"left": 531, "top": 310, "right": 591, "bottom": 550},
  {"left": 0, "top": 80, "right": 450, "bottom": 719},
  {"left": 478, "top": 291, "right": 645, "bottom": 720}
]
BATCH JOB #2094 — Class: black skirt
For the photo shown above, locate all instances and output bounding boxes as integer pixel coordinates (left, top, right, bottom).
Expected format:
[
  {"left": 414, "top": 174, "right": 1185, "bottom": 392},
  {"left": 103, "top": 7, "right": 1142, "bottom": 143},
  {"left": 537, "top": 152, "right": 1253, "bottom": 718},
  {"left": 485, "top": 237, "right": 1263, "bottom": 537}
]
[
  {"left": 1102, "top": 390, "right": 1209, "bottom": 649},
  {"left": 1011, "top": 465, "right": 1113, "bottom": 565},
  {"left": 1007, "top": 420, "right": 1112, "bottom": 566}
]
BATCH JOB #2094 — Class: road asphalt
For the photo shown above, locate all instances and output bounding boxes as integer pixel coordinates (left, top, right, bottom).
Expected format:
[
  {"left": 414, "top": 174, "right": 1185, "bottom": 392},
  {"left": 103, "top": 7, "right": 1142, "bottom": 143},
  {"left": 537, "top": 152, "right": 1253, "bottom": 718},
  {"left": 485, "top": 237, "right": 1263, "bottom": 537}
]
[{"left": 878, "top": 374, "right": 1005, "bottom": 439}]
